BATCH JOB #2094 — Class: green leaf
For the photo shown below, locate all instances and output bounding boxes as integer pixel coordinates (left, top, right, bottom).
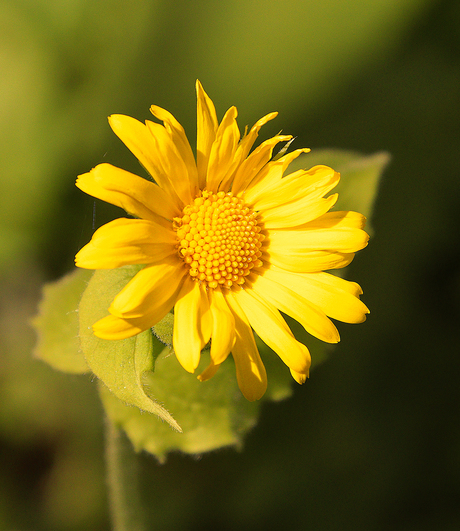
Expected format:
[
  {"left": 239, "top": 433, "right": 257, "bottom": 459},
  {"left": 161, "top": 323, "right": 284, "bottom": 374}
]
[
  {"left": 100, "top": 347, "right": 261, "bottom": 461},
  {"left": 32, "top": 268, "right": 92, "bottom": 374},
  {"left": 151, "top": 312, "right": 174, "bottom": 346},
  {"left": 78, "top": 265, "right": 181, "bottom": 432},
  {"left": 100, "top": 315, "right": 295, "bottom": 461}
]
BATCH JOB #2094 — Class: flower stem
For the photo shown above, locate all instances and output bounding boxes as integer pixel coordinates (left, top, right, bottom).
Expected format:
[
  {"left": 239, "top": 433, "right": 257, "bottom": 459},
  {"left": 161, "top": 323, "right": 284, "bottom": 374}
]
[{"left": 105, "top": 417, "right": 147, "bottom": 531}]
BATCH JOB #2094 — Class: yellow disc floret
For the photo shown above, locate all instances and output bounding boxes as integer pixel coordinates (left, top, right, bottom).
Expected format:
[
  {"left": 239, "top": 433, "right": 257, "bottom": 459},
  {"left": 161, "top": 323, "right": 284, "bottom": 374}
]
[{"left": 174, "top": 190, "right": 264, "bottom": 289}]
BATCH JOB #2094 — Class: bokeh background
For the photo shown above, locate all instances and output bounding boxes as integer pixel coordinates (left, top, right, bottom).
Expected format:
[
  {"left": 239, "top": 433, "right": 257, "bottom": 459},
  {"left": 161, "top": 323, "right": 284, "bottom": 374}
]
[{"left": 1, "top": 0, "right": 459, "bottom": 529}]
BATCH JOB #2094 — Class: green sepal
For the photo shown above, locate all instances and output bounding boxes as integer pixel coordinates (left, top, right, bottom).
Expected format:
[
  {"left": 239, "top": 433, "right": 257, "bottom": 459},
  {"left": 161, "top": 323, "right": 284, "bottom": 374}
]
[
  {"left": 32, "top": 268, "right": 92, "bottom": 374},
  {"left": 78, "top": 265, "right": 181, "bottom": 432}
]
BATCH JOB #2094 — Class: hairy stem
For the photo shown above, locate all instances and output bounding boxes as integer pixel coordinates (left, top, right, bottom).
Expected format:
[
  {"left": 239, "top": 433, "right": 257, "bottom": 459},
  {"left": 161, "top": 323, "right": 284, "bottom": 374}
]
[{"left": 105, "top": 418, "right": 147, "bottom": 531}]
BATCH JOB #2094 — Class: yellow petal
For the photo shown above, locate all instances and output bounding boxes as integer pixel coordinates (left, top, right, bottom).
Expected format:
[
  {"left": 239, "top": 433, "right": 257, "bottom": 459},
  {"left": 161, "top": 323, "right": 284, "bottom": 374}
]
[
  {"left": 110, "top": 255, "right": 185, "bottom": 319},
  {"left": 76, "top": 163, "right": 179, "bottom": 221},
  {"left": 251, "top": 165, "right": 339, "bottom": 211},
  {"left": 242, "top": 148, "right": 310, "bottom": 202},
  {"left": 262, "top": 194, "right": 338, "bottom": 229},
  {"left": 145, "top": 120, "right": 195, "bottom": 205},
  {"left": 108, "top": 114, "right": 182, "bottom": 209},
  {"left": 200, "top": 294, "right": 213, "bottom": 349},
  {"left": 290, "top": 368, "right": 309, "bottom": 384},
  {"left": 263, "top": 267, "right": 370, "bottom": 323},
  {"left": 92, "top": 314, "right": 146, "bottom": 340},
  {"left": 196, "top": 80, "right": 218, "bottom": 189},
  {"left": 248, "top": 274, "right": 340, "bottom": 343},
  {"left": 232, "top": 134, "right": 292, "bottom": 195},
  {"left": 312, "top": 271, "right": 365, "bottom": 297},
  {"left": 232, "top": 337, "right": 267, "bottom": 401},
  {"left": 237, "top": 112, "right": 278, "bottom": 161},
  {"left": 208, "top": 288, "right": 236, "bottom": 365},
  {"left": 75, "top": 218, "right": 176, "bottom": 269},
  {"left": 150, "top": 104, "right": 198, "bottom": 193},
  {"left": 230, "top": 289, "right": 311, "bottom": 375},
  {"left": 206, "top": 106, "right": 240, "bottom": 192},
  {"left": 225, "top": 294, "right": 267, "bottom": 401},
  {"left": 218, "top": 114, "right": 282, "bottom": 192},
  {"left": 197, "top": 361, "right": 221, "bottom": 382},
  {"left": 265, "top": 249, "right": 355, "bottom": 273},
  {"left": 268, "top": 227, "right": 369, "bottom": 254},
  {"left": 173, "top": 279, "right": 208, "bottom": 373},
  {"left": 301, "top": 210, "right": 367, "bottom": 230}
]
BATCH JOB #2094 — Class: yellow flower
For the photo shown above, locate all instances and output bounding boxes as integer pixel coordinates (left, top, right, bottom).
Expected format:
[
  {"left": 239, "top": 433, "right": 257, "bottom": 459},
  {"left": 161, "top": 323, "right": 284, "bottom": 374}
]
[{"left": 75, "top": 81, "right": 369, "bottom": 401}]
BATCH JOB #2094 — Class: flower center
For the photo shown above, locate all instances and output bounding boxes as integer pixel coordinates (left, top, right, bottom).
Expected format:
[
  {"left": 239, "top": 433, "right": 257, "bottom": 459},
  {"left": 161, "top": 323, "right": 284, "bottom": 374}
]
[{"left": 174, "top": 190, "right": 264, "bottom": 289}]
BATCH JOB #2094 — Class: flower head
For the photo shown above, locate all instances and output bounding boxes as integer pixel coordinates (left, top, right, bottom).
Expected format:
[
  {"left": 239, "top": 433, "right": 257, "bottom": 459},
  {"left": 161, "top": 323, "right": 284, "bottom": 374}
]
[{"left": 75, "top": 81, "right": 369, "bottom": 400}]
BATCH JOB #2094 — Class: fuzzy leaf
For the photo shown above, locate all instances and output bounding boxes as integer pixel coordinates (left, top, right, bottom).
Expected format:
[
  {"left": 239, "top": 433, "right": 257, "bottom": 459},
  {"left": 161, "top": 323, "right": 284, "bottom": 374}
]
[
  {"left": 151, "top": 312, "right": 174, "bottom": 346},
  {"left": 100, "top": 346, "right": 261, "bottom": 461},
  {"left": 78, "top": 265, "right": 181, "bottom": 432},
  {"left": 32, "top": 268, "right": 92, "bottom": 374}
]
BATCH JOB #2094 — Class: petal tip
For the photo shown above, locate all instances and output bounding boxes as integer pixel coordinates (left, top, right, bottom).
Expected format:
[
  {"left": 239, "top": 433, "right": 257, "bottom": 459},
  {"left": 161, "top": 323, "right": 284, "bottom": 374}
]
[
  {"left": 176, "top": 357, "right": 197, "bottom": 374},
  {"left": 290, "top": 368, "right": 309, "bottom": 385},
  {"left": 240, "top": 382, "right": 267, "bottom": 401},
  {"left": 196, "top": 79, "right": 206, "bottom": 96}
]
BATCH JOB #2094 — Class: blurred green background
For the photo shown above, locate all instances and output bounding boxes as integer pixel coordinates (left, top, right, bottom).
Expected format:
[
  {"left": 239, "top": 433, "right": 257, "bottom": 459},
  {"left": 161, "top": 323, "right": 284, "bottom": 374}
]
[{"left": 1, "top": 0, "right": 459, "bottom": 529}]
